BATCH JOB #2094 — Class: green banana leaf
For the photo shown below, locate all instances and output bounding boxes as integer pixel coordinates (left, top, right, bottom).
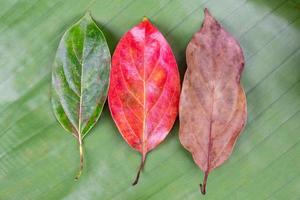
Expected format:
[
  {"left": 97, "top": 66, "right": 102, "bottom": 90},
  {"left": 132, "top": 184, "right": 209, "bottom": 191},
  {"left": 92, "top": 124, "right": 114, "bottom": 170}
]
[{"left": 1, "top": 0, "right": 299, "bottom": 199}]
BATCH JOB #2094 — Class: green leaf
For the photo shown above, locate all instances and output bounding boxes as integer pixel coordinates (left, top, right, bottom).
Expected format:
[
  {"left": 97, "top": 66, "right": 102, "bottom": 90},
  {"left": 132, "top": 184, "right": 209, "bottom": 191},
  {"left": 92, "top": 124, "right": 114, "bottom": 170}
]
[
  {"left": 51, "top": 12, "right": 111, "bottom": 179},
  {"left": 0, "top": 0, "right": 300, "bottom": 199}
]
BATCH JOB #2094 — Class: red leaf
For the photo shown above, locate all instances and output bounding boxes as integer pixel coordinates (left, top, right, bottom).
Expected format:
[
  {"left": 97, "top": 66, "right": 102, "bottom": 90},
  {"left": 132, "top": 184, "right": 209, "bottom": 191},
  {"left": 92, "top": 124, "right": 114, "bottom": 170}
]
[
  {"left": 108, "top": 18, "right": 180, "bottom": 185},
  {"left": 179, "top": 9, "right": 247, "bottom": 194}
]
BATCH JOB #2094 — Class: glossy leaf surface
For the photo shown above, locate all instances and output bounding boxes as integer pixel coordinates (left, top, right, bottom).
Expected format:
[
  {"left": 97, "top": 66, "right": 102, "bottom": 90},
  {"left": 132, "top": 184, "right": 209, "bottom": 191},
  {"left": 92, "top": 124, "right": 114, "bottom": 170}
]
[
  {"left": 179, "top": 9, "right": 247, "bottom": 194},
  {"left": 108, "top": 18, "right": 180, "bottom": 184},
  {"left": 1, "top": 0, "right": 300, "bottom": 199},
  {"left": 51, "top": 13, "right": 111, "bottom": 179}
]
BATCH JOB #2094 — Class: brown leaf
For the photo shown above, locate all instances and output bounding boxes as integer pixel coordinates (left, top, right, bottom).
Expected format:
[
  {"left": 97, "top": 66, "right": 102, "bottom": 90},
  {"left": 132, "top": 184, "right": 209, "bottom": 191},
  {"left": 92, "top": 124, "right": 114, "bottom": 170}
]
[{"left": 179, "top": 8, "right": 247, "bottom": 195}]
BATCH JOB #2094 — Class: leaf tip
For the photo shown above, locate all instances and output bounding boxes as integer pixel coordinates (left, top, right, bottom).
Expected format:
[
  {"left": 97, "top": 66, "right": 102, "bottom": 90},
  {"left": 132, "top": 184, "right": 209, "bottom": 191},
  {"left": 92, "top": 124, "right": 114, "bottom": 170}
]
[
  {"left": 204, "top": 8, "right": 210, "bottom": 14},
  {"left": 86, "top": 9, "right": 91, "bottom": 15},
  {"left": 142, "top": 16, "right": 149, "bottom": 22},
  {"left": 83, "top": 10, "right": 93, "bottom": 21},
  {"left": 203, "top": 8, "right": 213, "bottom": 20},
  {"left": 201, "top": 7, "right": 219, "bottom": 29}
]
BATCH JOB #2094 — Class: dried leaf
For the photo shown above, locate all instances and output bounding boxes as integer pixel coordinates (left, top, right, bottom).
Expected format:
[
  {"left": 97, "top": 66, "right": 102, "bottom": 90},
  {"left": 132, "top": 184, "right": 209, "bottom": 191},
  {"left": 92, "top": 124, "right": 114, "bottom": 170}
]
[
  {"left": 179, "top": 8, "right": 247, "bottom": 194},
  {"left": 51, "top": 13, "right": 111, "bottom": 179},
  {"left": 108, "top": 17, "right": 180, "bottom": 185}
]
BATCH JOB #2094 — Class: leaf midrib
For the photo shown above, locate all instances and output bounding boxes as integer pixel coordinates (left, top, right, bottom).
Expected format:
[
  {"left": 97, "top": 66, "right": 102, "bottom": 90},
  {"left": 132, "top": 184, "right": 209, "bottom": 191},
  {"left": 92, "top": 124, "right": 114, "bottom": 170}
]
[{"left": 77, "top": 23, "right": 86, "bottom": 138}]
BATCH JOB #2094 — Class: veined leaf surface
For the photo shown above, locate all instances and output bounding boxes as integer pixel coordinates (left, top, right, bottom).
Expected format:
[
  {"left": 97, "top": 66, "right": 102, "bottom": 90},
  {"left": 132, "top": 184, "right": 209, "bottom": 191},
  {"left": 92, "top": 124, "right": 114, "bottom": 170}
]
[
  {"left": 51, "top": 13, "right": 111, "bottom": 179},
  {"left": 179, "top": 9, "right": 247, "bottom": 194},
  {"left": 108, "top": 18, "right": 180, "bottom": 185}
]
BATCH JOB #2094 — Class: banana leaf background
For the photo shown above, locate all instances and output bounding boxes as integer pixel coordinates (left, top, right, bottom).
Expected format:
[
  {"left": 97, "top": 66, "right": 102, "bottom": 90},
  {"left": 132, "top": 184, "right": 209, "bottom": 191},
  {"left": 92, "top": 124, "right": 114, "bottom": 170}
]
[{"left": 1, "top": 0, "right": 300, "bottom": 199}]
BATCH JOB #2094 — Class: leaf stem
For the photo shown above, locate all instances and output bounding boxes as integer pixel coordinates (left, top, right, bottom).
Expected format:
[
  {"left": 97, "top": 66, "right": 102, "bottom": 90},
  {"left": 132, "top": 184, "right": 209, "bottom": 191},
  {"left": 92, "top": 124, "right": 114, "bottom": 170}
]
[
  {"left": 200, "top": 171, "right": 209, "bottom": 195},
  {"left": 132, "top": 153, "right": 146, "bottom": 186},
  {"left": 75, "top": 138, "right": 84, "bottom": 180}
]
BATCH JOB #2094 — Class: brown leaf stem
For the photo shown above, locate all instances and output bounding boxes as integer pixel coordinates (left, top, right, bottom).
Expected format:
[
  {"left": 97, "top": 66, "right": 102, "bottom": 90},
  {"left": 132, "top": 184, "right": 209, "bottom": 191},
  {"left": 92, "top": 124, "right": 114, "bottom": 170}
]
[
  {"left": 132, "top": 154, "right": 146, "bottom": 186},
  {"left": 200, "top": 171, "right": 209, "bottom": 195}
]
